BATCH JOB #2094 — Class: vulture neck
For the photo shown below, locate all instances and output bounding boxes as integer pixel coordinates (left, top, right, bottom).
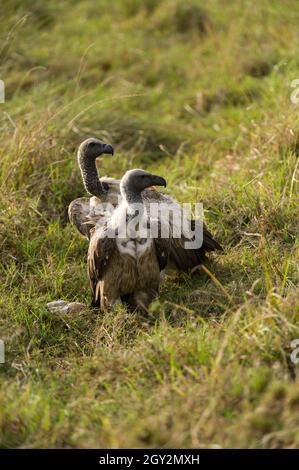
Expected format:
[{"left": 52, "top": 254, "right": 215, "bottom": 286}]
[
  {"left": 121, "top": 185, "right": 144, "bottom": 217},
  {"left": 78, "top": 151, "right": 106, "bottom": 197}
]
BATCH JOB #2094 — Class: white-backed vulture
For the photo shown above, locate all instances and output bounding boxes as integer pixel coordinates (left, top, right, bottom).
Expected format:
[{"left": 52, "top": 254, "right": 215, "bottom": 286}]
[
  {"left": 88, "top": 169, "right": 170, "bottom": 311},
  {"left": 68, "top": 138, "right": 118, "bottom": 238},
  {"left": 69, "top": 138, "right": 222, "bottom": 272}
]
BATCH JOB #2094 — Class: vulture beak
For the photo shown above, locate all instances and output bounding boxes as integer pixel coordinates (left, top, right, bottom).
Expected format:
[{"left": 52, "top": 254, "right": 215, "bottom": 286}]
[
  {"left": 152, "top": 175, "right": 167, "bottom": 188},
  {"left": 103, "top": 144, "right": 114, "bottom": 156}
]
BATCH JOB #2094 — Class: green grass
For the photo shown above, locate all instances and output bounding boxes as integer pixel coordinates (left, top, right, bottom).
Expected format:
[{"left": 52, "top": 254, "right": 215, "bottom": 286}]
[{"left": 0, "top": 0, "right": 299, "bottom": 448}]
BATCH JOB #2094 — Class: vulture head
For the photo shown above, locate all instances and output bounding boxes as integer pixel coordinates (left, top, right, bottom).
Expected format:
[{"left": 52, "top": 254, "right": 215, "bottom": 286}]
[
  {"left": 121, "top": 169, "right": 167, "bottom": 198},
  {"left": 79, "top": 138, "right": 114, "bottom": 160},
  {"left": 77, "top": 138, "right": 114, "bottom": 197}
]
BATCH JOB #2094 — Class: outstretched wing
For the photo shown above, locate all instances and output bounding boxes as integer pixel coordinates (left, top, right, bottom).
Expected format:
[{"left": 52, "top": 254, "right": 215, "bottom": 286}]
[
  {"left": 169, "top": 221, "right": 223, "bottom": 272},
  {"left": 143, "top": 190, "right": 222, "bottom": 272},
  {"left": 198, "top": 221, "right": 223, "bottom": 252}
]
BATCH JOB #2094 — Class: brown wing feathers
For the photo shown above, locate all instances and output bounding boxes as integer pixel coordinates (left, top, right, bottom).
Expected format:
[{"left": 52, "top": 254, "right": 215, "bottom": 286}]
[{"left": 87, "top": 226, "right": 116, "bottom": 307}]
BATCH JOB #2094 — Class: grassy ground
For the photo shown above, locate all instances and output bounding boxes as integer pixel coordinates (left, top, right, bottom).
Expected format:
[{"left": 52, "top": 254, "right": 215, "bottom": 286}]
[{"left": 0, "top": 0, "right": 299, "bottom": 448}]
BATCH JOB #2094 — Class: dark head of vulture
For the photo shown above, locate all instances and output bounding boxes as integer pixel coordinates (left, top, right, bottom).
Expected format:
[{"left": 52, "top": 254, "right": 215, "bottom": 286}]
[
  {"left": 120, "top": 168, "right": 166, "bottom": 204},
  {"left": 78, "top": 137, "right": 114, "bottom": 197},
  {"left": 68, "top": 138, "right": 117, "bottom": 238},
  {"left": 88, "top": 169, "right": 170, "bottom": 312}
]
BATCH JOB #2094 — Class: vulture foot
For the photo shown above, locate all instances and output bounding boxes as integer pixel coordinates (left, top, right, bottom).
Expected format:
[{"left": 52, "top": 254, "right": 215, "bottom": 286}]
[{"left": 130, "top": 289, "right": 159, "bottom": 315}]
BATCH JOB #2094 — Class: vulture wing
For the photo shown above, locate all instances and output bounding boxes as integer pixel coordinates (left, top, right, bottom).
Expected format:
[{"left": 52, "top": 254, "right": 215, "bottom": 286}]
[
  {"left": 143, "top": 190, "right": 223, "bottom": 272},
  {"left": 154, "top": 237, "right": 170, "bottom": 271},
  {"left": 87, "top": 225, "right": 117, "bottom": 306},
  {"left": 169, "top": 220, "right": 223, "bottom": 272},
  {"left": 68, "top": 197, "right": 92, "bottom": 239},
  {"left": 149, "top": 219, "right": 170, "bottom": 271},
  {"left": 68, "top": 177, "right": 120, "bottom": 240}
]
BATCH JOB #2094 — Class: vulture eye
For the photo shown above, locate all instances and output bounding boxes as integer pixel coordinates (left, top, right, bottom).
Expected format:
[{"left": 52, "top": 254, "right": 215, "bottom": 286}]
[{"left": 89, "top": 142, "right": 96, "bottom": 148}]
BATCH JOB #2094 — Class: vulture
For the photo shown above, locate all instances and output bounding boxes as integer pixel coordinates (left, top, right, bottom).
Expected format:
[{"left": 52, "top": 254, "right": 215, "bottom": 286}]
[
  {"left": 68, "top": 138, "right": 118, "bottom": 239},
  {"left": 88, "top": 169, "right": 170, "bottom": 311},
  {"left": 69, "top": 138, "right": 222, "bottom": 273}
]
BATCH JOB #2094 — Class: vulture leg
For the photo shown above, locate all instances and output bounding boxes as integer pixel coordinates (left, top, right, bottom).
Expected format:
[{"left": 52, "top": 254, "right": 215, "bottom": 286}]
[
  {"left": 102, "top": 294, "right": 122, "bottom": 311},
  {"left": 118, "top": 290, "right": 157, "bottom": 314},
  {"left": 133, "top": 288, "right": 159, "bottom": 313},
  {"left": 93, "top": 280, "right": 122, "bottom": 312}
]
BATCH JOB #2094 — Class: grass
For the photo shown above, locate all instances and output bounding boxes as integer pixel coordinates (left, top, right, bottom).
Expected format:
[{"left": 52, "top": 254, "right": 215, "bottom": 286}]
[{"left": 0, "top": 0, "right": 298, "bottom": 448}]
